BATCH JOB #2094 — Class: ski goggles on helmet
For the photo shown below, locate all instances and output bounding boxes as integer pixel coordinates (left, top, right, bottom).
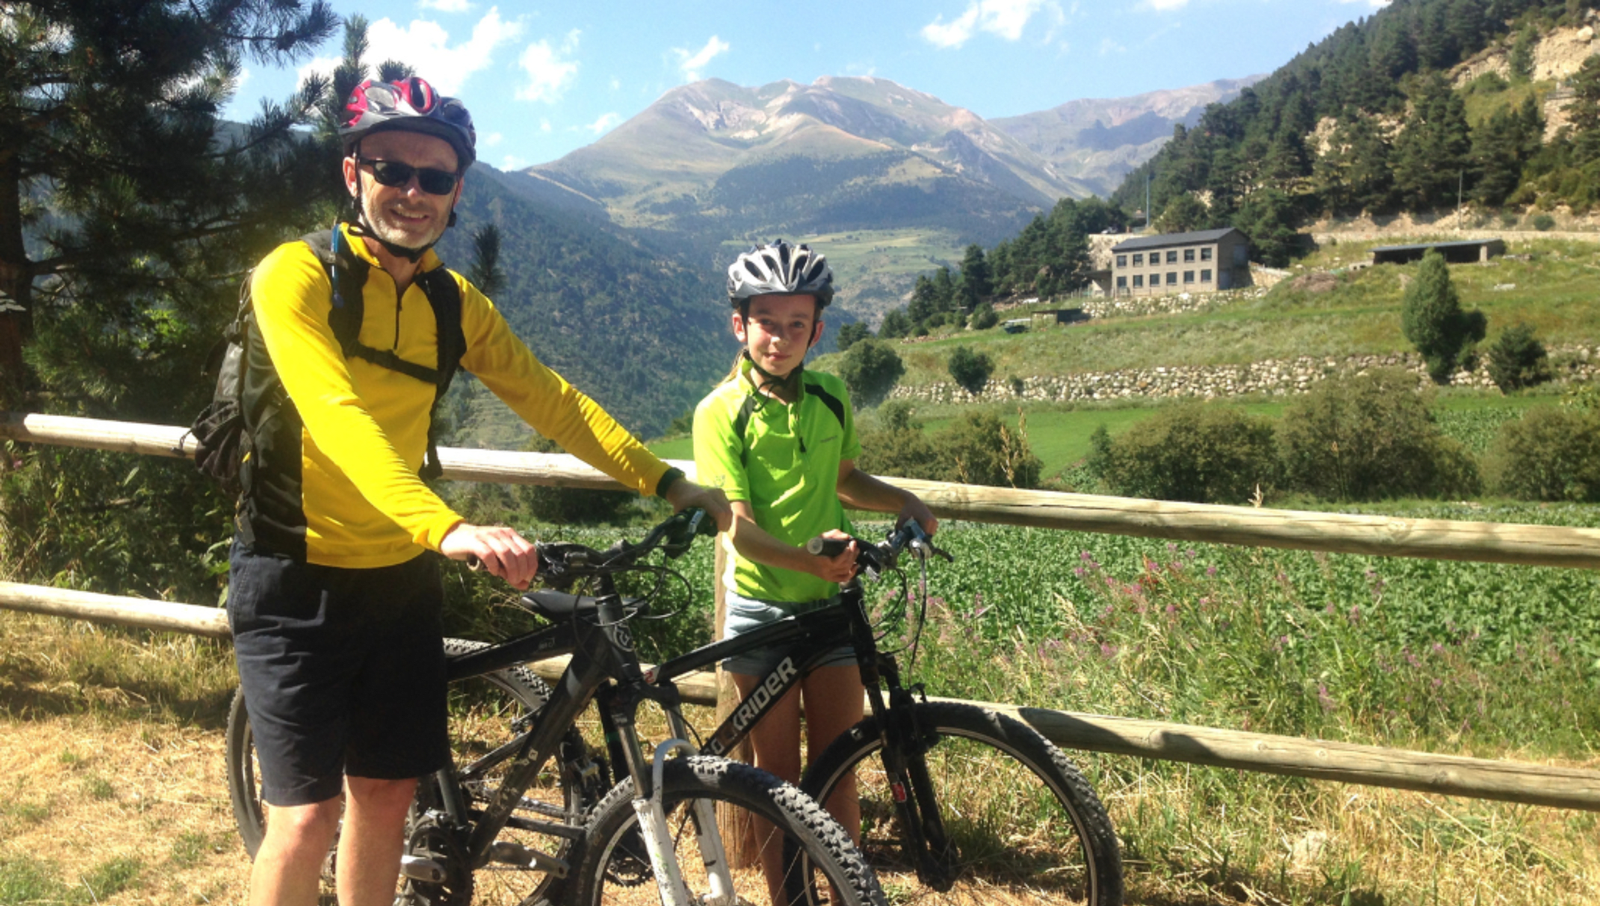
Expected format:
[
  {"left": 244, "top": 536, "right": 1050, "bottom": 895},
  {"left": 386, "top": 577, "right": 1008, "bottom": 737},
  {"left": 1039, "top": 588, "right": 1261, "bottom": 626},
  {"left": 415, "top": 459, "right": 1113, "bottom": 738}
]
[{"left": 358, "top": 158, "right": 460, "bottom": 195}]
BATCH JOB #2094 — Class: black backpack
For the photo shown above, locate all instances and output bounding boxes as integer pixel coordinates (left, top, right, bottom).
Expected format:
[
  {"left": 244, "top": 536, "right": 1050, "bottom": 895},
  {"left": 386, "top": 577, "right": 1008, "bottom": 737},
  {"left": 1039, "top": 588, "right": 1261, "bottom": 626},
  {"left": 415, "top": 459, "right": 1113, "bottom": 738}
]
[{"left": 191, "top": 227, "right": 466, "bottom": 492}]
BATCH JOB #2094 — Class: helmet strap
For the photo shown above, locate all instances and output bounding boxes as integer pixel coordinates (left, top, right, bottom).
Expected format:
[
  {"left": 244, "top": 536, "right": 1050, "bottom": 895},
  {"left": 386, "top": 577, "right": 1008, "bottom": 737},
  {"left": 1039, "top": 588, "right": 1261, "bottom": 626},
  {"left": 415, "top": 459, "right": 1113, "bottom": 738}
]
[{"left": 743, "top": 349, "right": 803, "bottom": 399}]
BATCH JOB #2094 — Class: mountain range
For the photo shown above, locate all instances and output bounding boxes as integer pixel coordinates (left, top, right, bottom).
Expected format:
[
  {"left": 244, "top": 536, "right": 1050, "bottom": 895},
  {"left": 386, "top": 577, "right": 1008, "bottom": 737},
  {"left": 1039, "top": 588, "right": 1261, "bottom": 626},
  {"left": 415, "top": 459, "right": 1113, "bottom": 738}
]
[{"left": 525, "top": 75, "right": 1258, "bottom": 314}]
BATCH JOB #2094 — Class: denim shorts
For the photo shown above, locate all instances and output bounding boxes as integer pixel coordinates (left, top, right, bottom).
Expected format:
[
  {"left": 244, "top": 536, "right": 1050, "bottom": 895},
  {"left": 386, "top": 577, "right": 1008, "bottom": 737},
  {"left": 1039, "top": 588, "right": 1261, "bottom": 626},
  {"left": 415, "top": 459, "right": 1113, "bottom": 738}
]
[
  {"left": 720, "top": 591, "right": 857, "bottom": 677},
  {"left": 227, "top": 541, "right": 450, "bottom": 806}
]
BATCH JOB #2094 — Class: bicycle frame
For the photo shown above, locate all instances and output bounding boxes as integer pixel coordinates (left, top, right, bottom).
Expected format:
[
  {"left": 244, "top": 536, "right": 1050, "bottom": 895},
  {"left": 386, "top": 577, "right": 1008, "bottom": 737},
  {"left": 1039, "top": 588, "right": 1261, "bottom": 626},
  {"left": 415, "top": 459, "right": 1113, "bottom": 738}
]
[
  {"left": 426, "top": 574, "right": 725, "bottom": 904},
  {"left": 646, "top": 577, "right": 961, "bottom": 890}
]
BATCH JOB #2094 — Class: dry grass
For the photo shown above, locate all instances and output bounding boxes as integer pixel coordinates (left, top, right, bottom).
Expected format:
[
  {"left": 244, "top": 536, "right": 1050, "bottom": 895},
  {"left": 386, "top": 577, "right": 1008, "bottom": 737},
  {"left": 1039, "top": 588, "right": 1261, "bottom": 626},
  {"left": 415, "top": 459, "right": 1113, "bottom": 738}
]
[{"left": 3, "top": 610, "right": 1598, "bottom": 905}]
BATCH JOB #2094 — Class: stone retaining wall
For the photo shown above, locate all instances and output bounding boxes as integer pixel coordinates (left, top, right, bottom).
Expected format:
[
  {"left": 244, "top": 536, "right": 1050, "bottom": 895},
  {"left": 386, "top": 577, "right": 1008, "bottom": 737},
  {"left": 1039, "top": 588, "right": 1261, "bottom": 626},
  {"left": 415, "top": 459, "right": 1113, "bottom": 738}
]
[{"left": 890, "top": 346, "right": 1599, "bottom": 405}]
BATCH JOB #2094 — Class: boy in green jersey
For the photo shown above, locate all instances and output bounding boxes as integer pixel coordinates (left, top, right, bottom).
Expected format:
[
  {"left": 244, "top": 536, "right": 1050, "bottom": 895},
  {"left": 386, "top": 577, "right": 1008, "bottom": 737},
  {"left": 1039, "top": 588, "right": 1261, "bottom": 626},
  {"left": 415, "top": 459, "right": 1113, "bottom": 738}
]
[{"left": 693, "top": 240, "right": 937, "bottom": 902}]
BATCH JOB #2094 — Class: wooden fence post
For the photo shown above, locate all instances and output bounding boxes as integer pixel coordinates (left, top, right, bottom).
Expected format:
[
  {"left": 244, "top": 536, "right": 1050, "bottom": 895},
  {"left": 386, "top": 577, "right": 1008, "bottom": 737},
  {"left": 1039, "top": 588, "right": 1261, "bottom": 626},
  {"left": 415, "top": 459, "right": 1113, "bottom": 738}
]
[{"left": 712, "top": 539, "right": 758, "bottom": 866}]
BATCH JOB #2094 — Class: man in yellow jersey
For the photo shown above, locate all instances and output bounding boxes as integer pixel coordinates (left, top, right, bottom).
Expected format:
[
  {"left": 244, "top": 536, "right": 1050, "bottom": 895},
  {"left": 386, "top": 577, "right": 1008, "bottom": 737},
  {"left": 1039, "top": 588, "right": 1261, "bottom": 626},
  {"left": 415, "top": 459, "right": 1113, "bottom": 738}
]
[{"left": 228, "top": 76, "right": 730, "bottom": 906}]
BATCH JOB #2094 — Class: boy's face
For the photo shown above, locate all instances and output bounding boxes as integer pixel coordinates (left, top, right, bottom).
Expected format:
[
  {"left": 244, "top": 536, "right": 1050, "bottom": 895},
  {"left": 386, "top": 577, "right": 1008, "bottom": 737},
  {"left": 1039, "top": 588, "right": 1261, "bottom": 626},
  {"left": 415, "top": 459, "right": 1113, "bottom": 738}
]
[{"left": 733, "top": 293, "right": 822, "bottom": 379}]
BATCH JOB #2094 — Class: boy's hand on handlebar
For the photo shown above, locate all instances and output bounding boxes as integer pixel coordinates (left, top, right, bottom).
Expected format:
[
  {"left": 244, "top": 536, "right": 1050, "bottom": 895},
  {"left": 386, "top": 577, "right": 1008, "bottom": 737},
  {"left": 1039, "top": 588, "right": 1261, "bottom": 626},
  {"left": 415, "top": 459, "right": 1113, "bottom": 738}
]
[
  {"left": 808, "top": 529, "right": 859, "bottom": 584},
  {"left": 664, "top": 479, "right": 734, "bottom": 533},
  {"left": 440, "top": 523, "right": 539, "bottom": 590}
]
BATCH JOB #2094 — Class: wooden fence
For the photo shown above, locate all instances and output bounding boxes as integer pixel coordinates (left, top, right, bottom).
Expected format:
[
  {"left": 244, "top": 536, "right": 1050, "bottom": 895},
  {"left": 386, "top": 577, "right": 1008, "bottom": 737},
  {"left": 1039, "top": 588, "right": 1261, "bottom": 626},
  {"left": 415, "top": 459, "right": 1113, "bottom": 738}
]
[{"left": 4, "top": 411, "right": 1600, "bottom": 814}]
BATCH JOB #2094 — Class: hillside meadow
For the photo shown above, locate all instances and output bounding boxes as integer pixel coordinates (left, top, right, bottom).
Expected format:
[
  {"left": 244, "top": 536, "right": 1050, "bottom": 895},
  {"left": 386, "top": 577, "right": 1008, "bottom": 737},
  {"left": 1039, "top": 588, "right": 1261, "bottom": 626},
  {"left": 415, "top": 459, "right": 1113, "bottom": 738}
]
[{"left": 812, "top": 237, "right": 1600, "bottom": 388}]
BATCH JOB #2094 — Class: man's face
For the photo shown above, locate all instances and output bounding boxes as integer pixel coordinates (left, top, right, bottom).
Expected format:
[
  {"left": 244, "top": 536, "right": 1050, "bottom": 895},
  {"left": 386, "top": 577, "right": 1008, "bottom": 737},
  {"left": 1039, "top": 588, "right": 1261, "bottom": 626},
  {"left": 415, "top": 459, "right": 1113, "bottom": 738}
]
[
  {"left": 342, "top": 129, "right": 462, "bottom": 253},
  {"left": 733, "top": 293, "right": 822, "bottom": 379}
]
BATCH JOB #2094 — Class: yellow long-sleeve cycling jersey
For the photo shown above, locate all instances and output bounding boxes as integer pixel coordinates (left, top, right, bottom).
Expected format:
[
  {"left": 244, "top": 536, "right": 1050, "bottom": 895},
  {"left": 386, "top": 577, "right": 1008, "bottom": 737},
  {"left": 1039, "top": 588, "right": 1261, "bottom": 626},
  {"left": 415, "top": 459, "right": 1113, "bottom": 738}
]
[{"left": 239, "top": 224, "right": 670, "bottom": 568}]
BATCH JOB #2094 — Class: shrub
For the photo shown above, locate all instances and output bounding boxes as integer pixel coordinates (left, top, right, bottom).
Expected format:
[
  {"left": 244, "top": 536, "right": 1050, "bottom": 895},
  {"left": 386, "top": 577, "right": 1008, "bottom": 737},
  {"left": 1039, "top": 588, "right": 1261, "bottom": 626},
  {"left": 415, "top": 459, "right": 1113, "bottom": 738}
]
[
  {"left": 1486, "top": 405, "right": 1600, "bottom": 501},
  {"left": 929, "top": 411, "right": 1041, "bottom": 488},
  {"left": 1533, "top": 213, "right": 1556, "bottom": 231},
  {"left": 835, "top": 321, "right": 871, "bottom": 353},
  {"left": 1401, "top": 250, "right": 1487, "bottom": 382},
  {"left": 878, "top": 308, "right": 912, "bottom": 338},
  {"left": 857, "top": 405, "right": 1040, "bottom": 488},
  {"left": 1089, "top": 402, "right": 1278, "bottom": 504},
  {"left": 1278, "top": 369, "right": 1481, "bottom": 501},
  {"left": 837, "top": 339, "right": 904, "bottom": 407},
  {"left": 855, "top": 401, "right": 941, "bottom": 481},
  {"left": 948, "top": 346, "right": 994, "bottom": 395},
  {"left": 971, "top": 303, "right": 999, "bottom": 330},
  {"left": 1485, "top": 322, "right": 1552, "bottom": 392}
]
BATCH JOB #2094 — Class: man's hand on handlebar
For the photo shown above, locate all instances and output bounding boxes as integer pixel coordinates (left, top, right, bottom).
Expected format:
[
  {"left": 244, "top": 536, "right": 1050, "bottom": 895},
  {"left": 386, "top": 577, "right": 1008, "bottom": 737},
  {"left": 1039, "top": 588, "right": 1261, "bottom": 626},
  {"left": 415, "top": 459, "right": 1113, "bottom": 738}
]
[
  {"left": 440, "top": 523, "right": 540, "bottom": 590},
  {"left": 808, "top": 529, "right": 859, "bottom": 584},
  {"left": 896, "top": 496, "right": 939, "bottom": 539},
  {"left": 663, "top": 479, "right": 734, "bottom": 533}
]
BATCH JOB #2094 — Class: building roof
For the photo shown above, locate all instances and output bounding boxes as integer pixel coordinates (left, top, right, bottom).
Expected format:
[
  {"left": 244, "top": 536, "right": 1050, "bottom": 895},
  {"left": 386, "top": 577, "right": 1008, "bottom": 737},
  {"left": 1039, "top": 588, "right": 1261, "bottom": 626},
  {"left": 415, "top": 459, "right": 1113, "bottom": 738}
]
[
  {"left": 1370, "top": 239, "right": 1503, "bottom": 253},
  {"left": 1112, "top": 227, "right": 1244, "bottom": 253}
]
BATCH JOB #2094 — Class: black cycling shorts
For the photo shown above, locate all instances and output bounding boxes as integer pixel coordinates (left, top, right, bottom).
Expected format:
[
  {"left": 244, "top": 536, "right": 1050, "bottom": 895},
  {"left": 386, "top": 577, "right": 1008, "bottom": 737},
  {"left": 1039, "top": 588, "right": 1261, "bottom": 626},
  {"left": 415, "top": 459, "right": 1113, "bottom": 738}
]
[{"left": 227, "top": 540, "right": 450, "bottom": 807}]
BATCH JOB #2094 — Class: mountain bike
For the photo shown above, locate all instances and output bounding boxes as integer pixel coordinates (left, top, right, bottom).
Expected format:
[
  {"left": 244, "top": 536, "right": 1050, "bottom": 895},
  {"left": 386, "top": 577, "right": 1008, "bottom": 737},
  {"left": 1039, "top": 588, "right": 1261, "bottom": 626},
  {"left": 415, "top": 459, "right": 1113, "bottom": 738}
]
[
  {"left": 226, "top": 508, "right": 887, "bottom": 906},
  {"left": 640, "top": 520, "right": 1123, "bottom": 906}
]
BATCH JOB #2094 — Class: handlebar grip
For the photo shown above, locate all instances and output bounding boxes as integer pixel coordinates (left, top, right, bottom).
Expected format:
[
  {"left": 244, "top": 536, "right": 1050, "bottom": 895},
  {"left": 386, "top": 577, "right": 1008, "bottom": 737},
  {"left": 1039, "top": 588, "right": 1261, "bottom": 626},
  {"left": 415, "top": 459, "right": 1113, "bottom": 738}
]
[{"left": 806, "top": 536, "right": 851, "bottom": 558}]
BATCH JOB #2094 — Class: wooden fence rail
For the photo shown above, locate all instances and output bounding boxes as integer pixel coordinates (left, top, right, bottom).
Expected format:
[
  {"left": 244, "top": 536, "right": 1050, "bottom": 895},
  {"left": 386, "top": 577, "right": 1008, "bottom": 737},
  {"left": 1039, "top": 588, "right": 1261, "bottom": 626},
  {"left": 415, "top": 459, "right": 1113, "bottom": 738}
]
[
  {"left": 9, "top": 411, "right": 1600, "bottom": 568},
  {"left": 2, "top": 581, "right": 1596, "bottom": 813},
  {"left": 5, "top": 412, "right": 1600, "bottom": 815}
]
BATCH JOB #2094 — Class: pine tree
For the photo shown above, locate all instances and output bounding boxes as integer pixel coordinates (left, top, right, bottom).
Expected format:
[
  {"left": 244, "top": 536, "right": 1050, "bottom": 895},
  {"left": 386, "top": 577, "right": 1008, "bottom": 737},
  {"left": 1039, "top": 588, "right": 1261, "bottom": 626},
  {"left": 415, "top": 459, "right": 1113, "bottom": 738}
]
[
  {"left": 930, "top": 267, "right": 957, "bottom": 313},
  {"left": 1392, "top": 73, "right": 1475, "bottom": 212},
  {"left": 0, "top": 1, "right": 338, "bottom": 413},
  {"left": 1509, "top": 24, "right": 1537, "bottom": 82},
  {"left": 1402, "top": 250, "right": 1488, "bottom": 382},
  {"left": 1570, "top": 55, "right": 1600, "bottom": 164},
  {"left": 958, "top": 244, "right": 991, "bottom": 310}
]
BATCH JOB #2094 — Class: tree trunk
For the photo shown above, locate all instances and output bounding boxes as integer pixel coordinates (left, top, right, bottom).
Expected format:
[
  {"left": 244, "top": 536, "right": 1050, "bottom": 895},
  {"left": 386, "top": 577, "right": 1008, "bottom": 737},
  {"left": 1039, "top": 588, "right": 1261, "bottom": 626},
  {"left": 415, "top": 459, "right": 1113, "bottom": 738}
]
[{"left": 0, "top": 151, "right": 34, "bottom": 414}]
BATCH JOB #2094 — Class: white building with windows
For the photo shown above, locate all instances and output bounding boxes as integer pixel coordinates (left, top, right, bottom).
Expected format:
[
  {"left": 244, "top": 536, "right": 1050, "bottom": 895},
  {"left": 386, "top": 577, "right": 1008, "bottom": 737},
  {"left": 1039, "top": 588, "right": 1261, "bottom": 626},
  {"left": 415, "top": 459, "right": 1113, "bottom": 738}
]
[{"left": 1109, "top": 228, "right": 1251, "bottom": 297}]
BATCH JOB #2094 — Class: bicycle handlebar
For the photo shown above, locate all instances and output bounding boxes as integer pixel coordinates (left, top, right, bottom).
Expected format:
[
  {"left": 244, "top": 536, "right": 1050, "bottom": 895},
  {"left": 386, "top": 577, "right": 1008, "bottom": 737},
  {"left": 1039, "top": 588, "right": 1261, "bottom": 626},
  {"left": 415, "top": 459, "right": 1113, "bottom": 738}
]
[
  {"left": 534, "top": 506, "right": 718, "bottom": 589},
  {"left": 805, "top": 519, "right": 950, "bottom": 574}
]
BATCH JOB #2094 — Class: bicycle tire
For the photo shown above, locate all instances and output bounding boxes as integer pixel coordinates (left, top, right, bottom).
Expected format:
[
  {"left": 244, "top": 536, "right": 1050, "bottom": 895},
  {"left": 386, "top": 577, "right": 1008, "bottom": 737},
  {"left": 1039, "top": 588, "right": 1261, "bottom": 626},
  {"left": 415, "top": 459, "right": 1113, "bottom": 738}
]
[
  {"left": 226, "top": 639, "right": 600, "bottom": 906},
  {"left": 799, "top": 701, "right": 1123, "bottom": 906},
  {"left": 575, "top": 755, "right": 888, "bottom": 906}
]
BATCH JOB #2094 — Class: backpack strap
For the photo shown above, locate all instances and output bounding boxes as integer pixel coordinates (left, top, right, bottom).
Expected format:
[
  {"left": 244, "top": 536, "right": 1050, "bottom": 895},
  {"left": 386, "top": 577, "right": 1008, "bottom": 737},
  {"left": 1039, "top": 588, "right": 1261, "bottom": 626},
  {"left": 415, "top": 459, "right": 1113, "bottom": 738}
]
[
  {"left": 413, "top": 266, "right": 465, "bottom": 480},
  {"left": 301, "top": 227, "right": 465, "bottom": 480}
]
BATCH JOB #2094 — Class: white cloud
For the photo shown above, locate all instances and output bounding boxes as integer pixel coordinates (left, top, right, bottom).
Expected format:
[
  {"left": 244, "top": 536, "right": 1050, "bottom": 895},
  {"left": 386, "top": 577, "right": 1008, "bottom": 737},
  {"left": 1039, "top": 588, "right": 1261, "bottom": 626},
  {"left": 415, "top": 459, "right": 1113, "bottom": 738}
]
[
  {"left": 921, "top": 0, "right": 1052, "bottom": 49},
  {"left": 482, "top": 131, "right": 502, "bottom": 146},
  {"left": 365, "top": 8, "right": 523, "bottom": 95},
  {"left": 673, "top": 35, "right": 729, "bottom": 82},
  {"left": 419, "top": 0, "right": 473, "bottom": 11},
  {"left": 540, "top": 119, "right": 552, "bottom": 133},
  {"left": 582, "top": 112, "right": 620, "bottom": 135},
  {"left": 501, "top": 154, "right": 526, "bottom": 170},
  {"left": 1140, "top": 0, "right": 1189, "bottom": 8},
  {"left": 1098, "top": 37, "right": 1125, "bottom": 55},
  {"left": 517, "top": 29, "right": 580, "bottom": 102},
  {"left": 610, "top": 77, "right": 621, "bottom": 91},
  {"left": 297, "top": 55, "right": 341, "bottom": 87}
]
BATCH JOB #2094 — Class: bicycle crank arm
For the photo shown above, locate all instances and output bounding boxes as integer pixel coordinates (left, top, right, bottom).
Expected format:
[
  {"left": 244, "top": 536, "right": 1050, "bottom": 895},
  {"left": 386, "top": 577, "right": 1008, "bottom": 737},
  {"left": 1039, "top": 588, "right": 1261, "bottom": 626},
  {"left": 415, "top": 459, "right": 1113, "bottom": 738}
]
[
  {"left": 488, "top": 840, "right": 569, "bottom": 877},
  {"left": 399, "top": 855, "right": 447, "bottom": 883}
]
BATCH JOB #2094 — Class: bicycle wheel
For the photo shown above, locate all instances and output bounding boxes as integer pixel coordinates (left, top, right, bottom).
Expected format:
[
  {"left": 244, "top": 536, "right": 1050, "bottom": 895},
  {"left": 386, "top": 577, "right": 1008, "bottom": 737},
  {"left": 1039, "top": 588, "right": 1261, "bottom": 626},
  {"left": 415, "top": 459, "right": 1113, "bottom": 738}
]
[
  {"left": 575, "top": 755, "right": 887, "bottom": 906},
  {"left": 800, "top": 701, "right": 1122, "bottom": 906},
  {"left": 226, "top": 639, "right": 602, "bottom": 906}
]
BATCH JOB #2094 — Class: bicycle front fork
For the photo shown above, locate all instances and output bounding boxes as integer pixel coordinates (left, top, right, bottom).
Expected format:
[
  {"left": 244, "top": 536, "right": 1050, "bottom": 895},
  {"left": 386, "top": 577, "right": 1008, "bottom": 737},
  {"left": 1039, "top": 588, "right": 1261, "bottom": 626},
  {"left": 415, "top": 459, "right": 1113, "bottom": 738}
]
[{"left": 607, "top": 703, "right": 737, "bottom": 906}]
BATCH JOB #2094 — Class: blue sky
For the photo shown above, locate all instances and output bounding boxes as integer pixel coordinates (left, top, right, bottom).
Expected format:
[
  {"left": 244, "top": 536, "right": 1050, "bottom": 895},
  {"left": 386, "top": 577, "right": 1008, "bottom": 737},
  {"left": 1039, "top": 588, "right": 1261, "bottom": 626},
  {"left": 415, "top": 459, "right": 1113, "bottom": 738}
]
[{"left": 225, "top": 0, "right": 1390, "bottom": 173}]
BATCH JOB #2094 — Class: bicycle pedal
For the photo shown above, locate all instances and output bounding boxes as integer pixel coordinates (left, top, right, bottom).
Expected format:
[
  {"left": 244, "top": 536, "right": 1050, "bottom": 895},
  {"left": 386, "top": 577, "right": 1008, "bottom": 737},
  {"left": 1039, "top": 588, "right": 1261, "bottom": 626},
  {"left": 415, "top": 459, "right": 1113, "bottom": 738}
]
[
  {"left": 398, "top": 855, "right": 446, "bottom": 883},
  {"left": 488, "top": 840, "right": 569, "bottom": 877}
]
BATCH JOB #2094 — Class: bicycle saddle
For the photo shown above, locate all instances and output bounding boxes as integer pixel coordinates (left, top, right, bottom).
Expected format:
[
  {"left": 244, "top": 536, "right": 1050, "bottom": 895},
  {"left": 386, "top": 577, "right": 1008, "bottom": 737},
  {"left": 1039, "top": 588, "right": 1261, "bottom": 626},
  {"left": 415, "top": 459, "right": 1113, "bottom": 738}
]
[{"left": 519, "top": 591, "right": 646, "bottom": 620}]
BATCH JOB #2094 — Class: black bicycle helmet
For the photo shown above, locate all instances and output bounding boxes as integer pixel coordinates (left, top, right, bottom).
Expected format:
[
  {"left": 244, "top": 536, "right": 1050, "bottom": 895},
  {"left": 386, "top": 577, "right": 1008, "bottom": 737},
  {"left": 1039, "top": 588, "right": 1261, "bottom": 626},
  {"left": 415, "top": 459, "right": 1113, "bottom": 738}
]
[
  {"left": 339, "top": 76, "right": 477, "bottom": 168},
  {"left": 727, "top": 240, "right": 834, "bottom": 308}
]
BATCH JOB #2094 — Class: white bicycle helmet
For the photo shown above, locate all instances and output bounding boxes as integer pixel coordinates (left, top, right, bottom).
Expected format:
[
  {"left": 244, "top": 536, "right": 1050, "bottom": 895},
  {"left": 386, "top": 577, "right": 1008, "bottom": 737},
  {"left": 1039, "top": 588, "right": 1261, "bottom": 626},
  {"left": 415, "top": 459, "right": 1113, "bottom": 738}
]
[{"left": 727, "top": 240, "right": 834, "bottom": 308}]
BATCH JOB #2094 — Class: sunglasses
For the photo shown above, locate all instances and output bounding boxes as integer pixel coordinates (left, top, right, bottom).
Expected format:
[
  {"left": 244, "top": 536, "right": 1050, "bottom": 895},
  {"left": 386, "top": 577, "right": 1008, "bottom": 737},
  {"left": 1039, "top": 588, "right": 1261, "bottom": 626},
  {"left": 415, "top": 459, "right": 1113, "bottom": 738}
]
[{"left": 359, "top": 158, "right": 460, "bottom": 196}]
